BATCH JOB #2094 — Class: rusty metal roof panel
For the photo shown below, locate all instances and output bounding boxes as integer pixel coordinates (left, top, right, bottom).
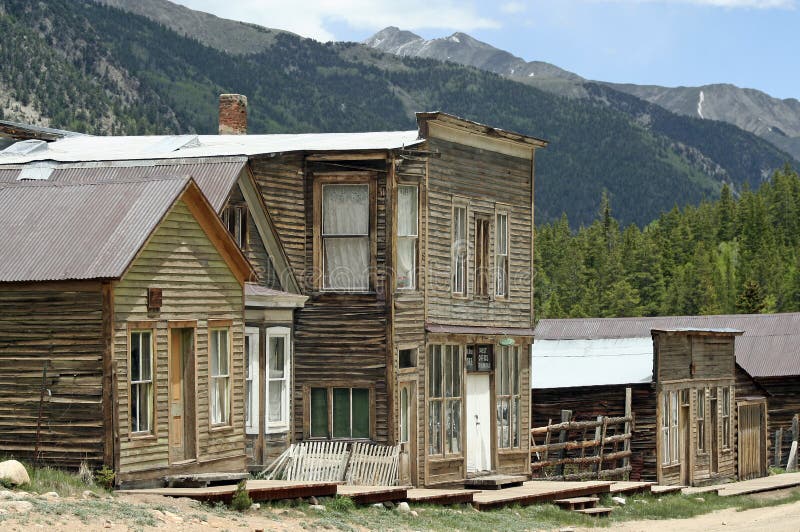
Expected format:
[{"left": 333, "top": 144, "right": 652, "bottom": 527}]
[
  {"left": 0, "top": 176, "right": 188, "bottom": 282},
  {"left": 535, "top": 313, "right": 800, "bottom": 378},
  {"left": 0, "top": 159, "right": 245, "bottom": 211}
]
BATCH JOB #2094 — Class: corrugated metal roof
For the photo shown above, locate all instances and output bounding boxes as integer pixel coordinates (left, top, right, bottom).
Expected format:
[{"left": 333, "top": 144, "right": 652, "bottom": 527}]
[
  {"left": 0, "top": 159, "right": 246, "bottom": 211},
  {"left": 534, "top": 314, "right": 800, "bottom": 378},
  {"left": 0, "top": 131, "right": 422, "bottom": 164},
  {"left": 532, "top": 338, "right": 653, "bottom": 389},
  {"left": 0, "top": 177, "right": 189, "bottom": 282}
]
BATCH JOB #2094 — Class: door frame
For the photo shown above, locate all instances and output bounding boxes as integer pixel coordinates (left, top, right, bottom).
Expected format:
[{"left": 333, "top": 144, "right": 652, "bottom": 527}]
[
  {"left": 398, "top": 378, "right": 418, "bottom": 485},
  {"left": 465, "top": 372, "right": 493, "bottom": 474},
  {"left": 737, "top": 398, "right": 768, "bottom": 480},
  {"left": 167, "top": 321, "right": 198, "bottom": 464}
]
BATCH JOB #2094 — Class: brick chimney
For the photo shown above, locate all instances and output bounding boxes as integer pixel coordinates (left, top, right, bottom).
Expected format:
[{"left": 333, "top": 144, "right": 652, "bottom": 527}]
[{"left": 218, "top": 94, "right": 247, "bottom": 135}]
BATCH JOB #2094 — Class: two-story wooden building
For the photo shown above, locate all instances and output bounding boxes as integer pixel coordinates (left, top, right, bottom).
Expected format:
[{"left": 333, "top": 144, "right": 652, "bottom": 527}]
[{"left": 0, "top": 101, "right": 547, "bottom": 487}]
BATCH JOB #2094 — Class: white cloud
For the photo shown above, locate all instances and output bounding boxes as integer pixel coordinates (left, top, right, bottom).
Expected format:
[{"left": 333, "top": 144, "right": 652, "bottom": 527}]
[
  {"left": 594, "top": 0, "right": 795, "bottom": 7},
  {"left": 175, "top": 0, "right": 500, "bottom": 42},
  {"left": 501, "top": 1, "right": 528, "bottom": 13}
]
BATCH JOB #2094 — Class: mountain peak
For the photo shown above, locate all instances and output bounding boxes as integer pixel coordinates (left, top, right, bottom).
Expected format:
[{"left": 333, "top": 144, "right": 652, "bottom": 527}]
[{"left": 364, "top": 27, "right": 423, "bottom": 49}]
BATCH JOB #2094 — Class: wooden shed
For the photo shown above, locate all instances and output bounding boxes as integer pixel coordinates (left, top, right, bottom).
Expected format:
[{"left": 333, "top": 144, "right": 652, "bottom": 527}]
[
  {"left": 0, "top": 177, "right": 254, "bottom": 486},
  {"left": 534, "top": 318, "right": 766, "bottom": 486}
]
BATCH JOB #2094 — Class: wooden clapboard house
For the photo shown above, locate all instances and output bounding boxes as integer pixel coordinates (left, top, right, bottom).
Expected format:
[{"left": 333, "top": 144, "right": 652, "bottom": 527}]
[
  {"left": 0, "top": 177, "right": 254, "bottom": 486},
  {"left": 534, "top": 316, "right": 774, "bottom": 485},
  {"left": 0, "top": 102, "right": 547, "bottom": 487}
]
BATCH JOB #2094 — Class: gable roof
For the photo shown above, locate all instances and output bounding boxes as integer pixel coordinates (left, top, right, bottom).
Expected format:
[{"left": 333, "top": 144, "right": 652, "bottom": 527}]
[
  {"left": 0, "top": 176, "right": 253, "bottom": 284},
  {"left": 535, "top": 314, "right": 800, "bottom": 379}
]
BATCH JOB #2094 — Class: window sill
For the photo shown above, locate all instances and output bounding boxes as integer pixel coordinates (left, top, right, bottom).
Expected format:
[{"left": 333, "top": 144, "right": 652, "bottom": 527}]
[
  {"left": 210, "top": 424, "right": 234, "bottom": 433},
  {"left": 398, "top": 367, "right": 417, "bottom": 374},
  {"left": 266, "top": 426, "right": 290, "bottom": 435},
  {"left": 128, "top": 433, "right": 157, "bottom": 443},
  {"left": 314, "top": 290, "right": 377, "bottom": 296},
  {"left": 428, "top": 454, "right": 463, "bottom": 462},
  {"left": 497, "top": 447, "right": 527, "bottom": 454}
]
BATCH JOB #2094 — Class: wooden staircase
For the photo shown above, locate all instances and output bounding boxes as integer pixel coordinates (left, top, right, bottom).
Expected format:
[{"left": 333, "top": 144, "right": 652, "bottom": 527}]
[{"left": 554, "top": 496, "right": 613, "bottom": 516}]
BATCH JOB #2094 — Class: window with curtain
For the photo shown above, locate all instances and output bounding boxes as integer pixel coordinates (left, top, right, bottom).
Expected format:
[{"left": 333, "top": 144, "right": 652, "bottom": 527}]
[
  {"left": 496, "top": 345, "right": 520, "bottom": 449},
  {"left": 245, "top": 329, "right": 259, "bottom": 434},
  {"left": 210, "top": 328, "right": 230, "bottom": 425},
  {"left": 452, "top": 205, "right": 467, "bottom": 296},
  {"left": 130, "top": 330, "right": 154, "bottom": 434},
  {"left": 428, "top": 345, "right": 462, "bottom": 455},
  {"left": 309, "top": 386, "right": 371, "bottom": 439},
  {"left": 322, "top": 184, "right": 370, "bottom": 291},
  {"left": 495, "top": 212, "right": 509, "bottom": 297},
  {"left": 267, "top": 332, "right": 289, "bottom": 428},
  {"left": 397, "top": 185, "right": 418, "bottom": 290}
]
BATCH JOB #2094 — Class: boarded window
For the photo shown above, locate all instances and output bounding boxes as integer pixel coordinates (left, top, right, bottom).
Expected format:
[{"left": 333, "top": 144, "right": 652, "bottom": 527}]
[
  {"left": 428, "top": 345, "right": 462, "bottom": 455},
  {"left": 495, "top": 212, "right": 509, "bottom": 297},
  {"left": 475, "top": 217, "right": 490, "bottom": 296},
  {"left": 397, "top": 185, "right": 418, "bottom": 290},
  {"left": 210, "top": 328, "right": 230, "bottom": 425},
  {"left": 130, "top": 331, "right": 154, "bottom": 434},
  {"left": 452, "top": 204, "right": 467, "bottom": 296},
  {"left": 322, "top": 184, "right": 370, "bottom": 291},
  {"left": 496, "top": 345, "right": 520, "bottom": 449}
]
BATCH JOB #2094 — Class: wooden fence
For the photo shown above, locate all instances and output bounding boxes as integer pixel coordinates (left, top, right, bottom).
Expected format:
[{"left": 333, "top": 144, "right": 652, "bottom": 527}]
[
  {"left": 261, "top": 441, "right": 401, "bottom": 486},
  {"left": 530, "top": 388, "right": 633, "bottom": 481}
]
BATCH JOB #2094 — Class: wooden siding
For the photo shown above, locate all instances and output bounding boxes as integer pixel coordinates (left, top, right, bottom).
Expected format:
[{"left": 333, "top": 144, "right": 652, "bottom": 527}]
[
  {"left": 0, "top": 282, "right": 105, "bottom": 468},
  {"left": 532, "top": 383, "right": 657, "bottom": 481},
  {"left": 755, "top": 377, "right": 800, "bottom": 466},
  {"left": 224, "top": 183, "right": 281, "bottom": 290},
  {"left": 113, "top": 199, "right": 245, "bottom": 481},
  {"left": 250, "top": 155, "right": 307, "bottom": 289},
  {"left": 425, "top": 138, "right": 532, "bottom": 327}
]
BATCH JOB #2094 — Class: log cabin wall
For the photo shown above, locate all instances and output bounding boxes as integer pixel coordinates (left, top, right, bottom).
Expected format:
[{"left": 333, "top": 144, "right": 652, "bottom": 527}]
[
  {"left": 654, "top": 332, "right": 738, "bottom": 486},
  {"left": 424, "top": 137, "right": 533, "bottom": 327},
  {"left": 531, "top": 383, "right": 657, "bottom": 481},
  {"left": 113, "top": 199, "right": 246, "bottom": 484},
  {"left": 755, "top": 377, "right": 800, "bottom": 466},
  {"left": 0, "top": 282, "right": 106, "bottom": 469}
]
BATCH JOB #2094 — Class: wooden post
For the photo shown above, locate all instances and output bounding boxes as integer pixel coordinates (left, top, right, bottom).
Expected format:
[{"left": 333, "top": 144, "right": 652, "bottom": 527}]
[
  {"left": 593, "top": 415, "right": 603, "bottom": 474},
  {"left": 623, "top": 387, "right": 632, "bottom": 473},
  {"left": 597, "top": 417, "right": 609, "bottom": 479},
  {"left": 775, "top": 428, "right": 784, "bottom": 468},
  {"left": 554, "top": 410, "right": 572, "bottom": 476}
]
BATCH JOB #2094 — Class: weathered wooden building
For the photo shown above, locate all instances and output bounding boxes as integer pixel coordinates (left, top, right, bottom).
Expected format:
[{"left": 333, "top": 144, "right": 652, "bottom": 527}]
[
  {"left": 0, "top": 177, "right": 254, "bottom": 485},
  {"left": 0, "top": 102, "right": 547, "bottom": 487},
  {"left": 534, "top": 317, "right": 771, "bottom": 485}
]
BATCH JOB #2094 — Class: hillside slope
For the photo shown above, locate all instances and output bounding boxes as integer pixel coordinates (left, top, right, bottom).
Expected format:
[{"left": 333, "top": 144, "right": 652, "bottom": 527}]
[{"left": 0, "top": 0, "right": 794, "bottom": 227}]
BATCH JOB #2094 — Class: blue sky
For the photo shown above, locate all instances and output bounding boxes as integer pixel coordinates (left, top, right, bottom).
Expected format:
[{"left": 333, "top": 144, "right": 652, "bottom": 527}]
[{"left": 176, "top": 0, "right": 799, "bottom": 100}]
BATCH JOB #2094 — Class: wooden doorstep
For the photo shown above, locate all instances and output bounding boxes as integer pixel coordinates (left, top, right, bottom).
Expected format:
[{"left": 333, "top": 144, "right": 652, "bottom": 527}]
[
  {"left": 406, "top": 488, "right": 477, "bottom": 506},
  {"left": 464, "top": 474, "right": 528, "bottom": 490},
  {"left": 116, "top": 480, "right": 338, "bottom": 504},
  {"left": 553, "top": 496, "right": 599, "bottom": 510},
  {"left": 608, "top": 481, "right": 655, "bottom": 495},
  {"left": 575, "top": 506, "right": 613, "bottom": 516},
  {"left": 472, "top": 481, "right": 612, "bottom": 511}
]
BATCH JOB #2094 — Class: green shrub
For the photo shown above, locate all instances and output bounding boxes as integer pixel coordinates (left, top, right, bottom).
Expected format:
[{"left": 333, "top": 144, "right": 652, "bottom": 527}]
[
  {"left": 230, "top": 480, "right": 252, "bottom": 512},
  {"left": 94, "top": 465, "right": 115, "bottom": 490}
]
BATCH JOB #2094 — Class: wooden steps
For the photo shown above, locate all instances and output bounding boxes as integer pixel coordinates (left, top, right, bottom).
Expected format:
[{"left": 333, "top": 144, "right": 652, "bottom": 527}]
[
  {"left": 472, "top": 480, "right": 612, "bottom": 510},
  {"left": 554, "top": 496, "right": 599, "bottom": 510},
  {"left": 464, "top": 474, "right": 527, "bottom": 490},
  {"left": 406, "top": 488, "right": 477, "bottom": 506},
  {"left": 651, "top": 484, "right": 687, "bottom": 496}
]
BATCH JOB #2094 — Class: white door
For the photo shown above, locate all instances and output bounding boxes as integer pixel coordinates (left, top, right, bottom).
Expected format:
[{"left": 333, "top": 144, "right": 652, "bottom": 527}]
[{"left": 466, "top": 373, "right": 492, "bottom": 473}]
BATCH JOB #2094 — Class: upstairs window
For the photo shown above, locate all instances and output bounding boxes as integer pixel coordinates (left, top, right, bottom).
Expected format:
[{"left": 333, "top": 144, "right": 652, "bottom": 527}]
[
  {"left": 495, "top": 212, "right": 509, "bottom": 298},
  {"left": 397, "top": 185, "right": 419, "bottom": 290},
  {"left": 452, "top": 204, "right": 467, "bottom": 296},
  {"left": 475, "top": 217, "right": 490, "bottom": 296},
  {"left": 320, "top": 182, "right": 372, "bottom": 291},
  {"left": 222, "top": 204, "right": 248, "bottom": 249}
]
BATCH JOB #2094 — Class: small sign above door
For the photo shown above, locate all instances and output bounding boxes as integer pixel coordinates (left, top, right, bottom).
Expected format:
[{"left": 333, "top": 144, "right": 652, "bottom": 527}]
[{"left": 466, "top": 344, "right": 494, "bottom": 372}]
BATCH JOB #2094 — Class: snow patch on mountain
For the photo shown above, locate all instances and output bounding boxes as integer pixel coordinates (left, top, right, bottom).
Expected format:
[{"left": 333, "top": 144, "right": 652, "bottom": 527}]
[{"left": 697, "top": 90, "right": 705, "bottom": 119}]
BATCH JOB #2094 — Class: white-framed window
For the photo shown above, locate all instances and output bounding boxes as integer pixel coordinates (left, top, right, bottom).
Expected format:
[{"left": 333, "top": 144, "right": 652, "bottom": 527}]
[
  {"left": 130, "top": 330, "right": 154, "bottom": 434},
  {"left": 245, "top": 327, "right": 260, "bottom": 435},
  {"left": 322, "top": 183, "right": 370, "bottom": 291},
  {"left": 428, "top": 345, "right": 462, "bottom": 455},
  {"left": 661, "top": 390, "right": 680, "bottom": 465},
  {"left": 266, "top": 326, "right": 291, "bottom": 431},
  {"left": 670, "top": 391, "right": 679, "bottom": 462},
  {"left": 397, "top": 184, "right": 419, "bottom": 290},
  {"left": 495, "top": 212, "right": 509, "bottom": 298},
  {"left": 452, "top": 204, "right": 467, "bottom": 296},
  {"left": 496, "top": 345, "right": 520, "bottom": 449},
  {"left": 210, "top": 328, "right": 230, "bottom": 425}
]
